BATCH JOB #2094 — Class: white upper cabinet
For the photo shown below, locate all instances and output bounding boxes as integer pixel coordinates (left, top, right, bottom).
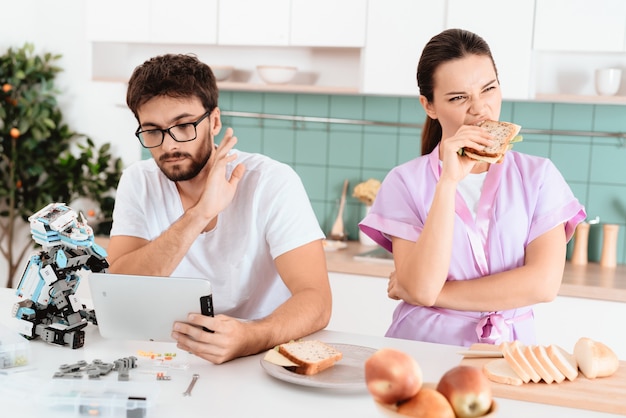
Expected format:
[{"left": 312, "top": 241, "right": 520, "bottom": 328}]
[
  {"left": 149, "top": 0, "right": 218, "bottom": 44},
  {"left": 534, "top": 0, "right": 626, "bottom": 52},
  {"left": 218, "top": 0, "right": 365, "bottom": 47},
  {"left": 289, "top": 0, "right": 367, "bottom": 47},
  {"left": 86, "top": 0, "right": 151, "bottom": 42},
  {"left": 446, "top": 0, "right": 536, "bottom": 100},
  {"left": 217, "top": 0, "right": 291, "bottom": 46},
  {"left": 86, "top": 0, "right": 218, "bottom": 44},
  {"left": 361, "top": 0, "right": 446, "bottom": 96}
]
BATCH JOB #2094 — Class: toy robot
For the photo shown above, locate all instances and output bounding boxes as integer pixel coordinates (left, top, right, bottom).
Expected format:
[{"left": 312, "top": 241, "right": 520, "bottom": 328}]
[{"left": 12, "top": 203, "right": 108, "bottom": 349}]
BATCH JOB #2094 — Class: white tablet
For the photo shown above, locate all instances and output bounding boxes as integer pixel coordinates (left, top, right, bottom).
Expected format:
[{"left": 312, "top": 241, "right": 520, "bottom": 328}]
[{"left": 88, "top": 272, "right": 213, "bottom": 342}]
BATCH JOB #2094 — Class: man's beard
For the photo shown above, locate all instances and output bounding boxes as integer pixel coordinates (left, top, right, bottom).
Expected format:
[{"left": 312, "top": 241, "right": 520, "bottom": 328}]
[{"left": 157, "top": 141, "right": 212, "bottom": 182}]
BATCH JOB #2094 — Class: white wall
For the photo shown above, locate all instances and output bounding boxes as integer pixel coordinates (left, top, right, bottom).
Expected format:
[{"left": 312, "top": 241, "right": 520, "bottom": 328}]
[
  {"left": 1, "top": 1, "right": 141, "bottom": 287},
  {"left": 534, "top": 296, "right": 626, "bottom": 360},
  {"left": 1, "top": 0, "right": 141, "bottom": 167},
  {"left": 327, "top": 272, "right": 398, "bottom": 336}
]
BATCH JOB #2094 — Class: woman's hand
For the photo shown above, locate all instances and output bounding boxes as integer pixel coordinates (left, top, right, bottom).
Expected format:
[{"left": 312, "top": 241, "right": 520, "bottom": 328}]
[
  {"left": 439, "top": 124, "right": 494, "bottom": 182},
  {"left": 388, "top": 270, "right": 416, "bottom": 304},
  {"left": 387, "top": 270, "right": 400, "bottom": 300}
]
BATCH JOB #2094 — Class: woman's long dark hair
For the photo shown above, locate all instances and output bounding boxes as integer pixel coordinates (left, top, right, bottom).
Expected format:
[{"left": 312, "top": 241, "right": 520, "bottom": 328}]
[{"left": 418, "top": 29, "right": 497, "bottom": 155}]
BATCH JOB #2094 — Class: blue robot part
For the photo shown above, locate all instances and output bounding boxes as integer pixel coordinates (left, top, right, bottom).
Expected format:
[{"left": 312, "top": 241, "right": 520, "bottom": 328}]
[{"left": 13, "top": 203, "right": 109, "bottom": 349}]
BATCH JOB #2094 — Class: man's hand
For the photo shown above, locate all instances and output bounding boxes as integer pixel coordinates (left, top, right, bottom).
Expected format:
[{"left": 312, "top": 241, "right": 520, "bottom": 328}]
[
  {"left": 172, "top": 313, "right": 250, "bottom": 364},
  {"left": 195, "top": 128, "right": 246, "bottom": 221}
]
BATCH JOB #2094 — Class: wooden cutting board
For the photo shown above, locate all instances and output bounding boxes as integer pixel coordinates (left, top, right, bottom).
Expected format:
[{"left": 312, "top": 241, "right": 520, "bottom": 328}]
[{"left": 460, "top": 344, "right": 626, "bottom": 415}]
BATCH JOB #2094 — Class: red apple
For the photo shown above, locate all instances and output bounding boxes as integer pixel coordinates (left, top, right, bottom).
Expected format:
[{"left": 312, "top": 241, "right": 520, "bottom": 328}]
[
  {"left": 436, "top": 365, "right": 492, "bottom": 418},
  {"left": 396, "top": 387, "right": 456, "bottom": 418},
  {"left": 364, "top": 348, "right": 423, "bottom": 404}
]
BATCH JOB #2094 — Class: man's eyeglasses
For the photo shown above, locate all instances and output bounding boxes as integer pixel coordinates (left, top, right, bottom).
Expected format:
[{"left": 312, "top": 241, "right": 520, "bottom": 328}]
[{"left": 135, "top": 111, "right": 210, "bottom": 149}]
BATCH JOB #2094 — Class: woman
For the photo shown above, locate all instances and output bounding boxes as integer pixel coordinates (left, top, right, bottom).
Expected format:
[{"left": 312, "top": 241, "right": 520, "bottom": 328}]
[{"left": 359, "top": 29, "right": 586, "bottom": 347}]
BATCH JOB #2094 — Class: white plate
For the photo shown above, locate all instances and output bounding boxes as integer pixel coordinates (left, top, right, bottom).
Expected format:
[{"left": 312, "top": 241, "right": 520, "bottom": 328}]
[{"left": 260, "top": 343, "right": 376, "bottom": 391}]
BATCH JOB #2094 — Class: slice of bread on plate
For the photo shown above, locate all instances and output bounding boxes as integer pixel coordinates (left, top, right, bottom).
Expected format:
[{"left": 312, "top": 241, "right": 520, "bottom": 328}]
[
  {"left": 574, "top": 337, "right": 619, "bottom": 379},
  {"left": 278, "top": 340, "right": 343, "bottom": 375},
  {"left": 546, "top": 344, "right": 579, "bottom": 381},
  {"left": 263, "top": 347, "right": 299, "bottom": 367}
]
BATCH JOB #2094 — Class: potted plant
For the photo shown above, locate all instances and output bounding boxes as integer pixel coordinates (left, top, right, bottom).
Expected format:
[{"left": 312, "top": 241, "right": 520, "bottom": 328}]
[{"left": 0, "top": 43, "right": 123, "bottom": 288}]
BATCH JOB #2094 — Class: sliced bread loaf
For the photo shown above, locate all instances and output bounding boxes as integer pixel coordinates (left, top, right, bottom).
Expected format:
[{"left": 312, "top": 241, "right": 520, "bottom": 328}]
[
  {"left": 547, "top": 344, "right": 579, "bottom": 381},
  {"left": 532, "top": 345, "right": 566, "bottom": 383},
  {"left": 523, "top": 344, "right": 554, "bottom": 384},
  {"left": 510, "top": 341, "right": 541, "bottom": 383},
  {"left": 278, "top": 340, "right": 343, "bottom": 375},
  {"left": 499, "top": 342, "right": 531, "bottom": 383},
  {"left": 483, "top": 358, "right": 524, "bottom": 386},
  {"left": 574, "top": 337, "right": 619, "bottom": 379}
]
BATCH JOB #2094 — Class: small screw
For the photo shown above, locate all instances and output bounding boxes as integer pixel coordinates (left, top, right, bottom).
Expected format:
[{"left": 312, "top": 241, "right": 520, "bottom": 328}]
[{"left": 182, "top": 373, "right": 199, "bottom": 396}]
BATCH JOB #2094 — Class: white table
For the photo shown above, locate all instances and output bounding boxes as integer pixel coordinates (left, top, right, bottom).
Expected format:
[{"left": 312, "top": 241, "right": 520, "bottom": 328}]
[{"left": 0, "top": 288, "right": 620, "bottom": 417}]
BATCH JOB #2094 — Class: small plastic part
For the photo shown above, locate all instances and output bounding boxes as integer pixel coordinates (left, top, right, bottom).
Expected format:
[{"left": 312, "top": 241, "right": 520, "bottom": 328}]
[{"left": 0, "top": 323, "right": 31, "bottom": 370}]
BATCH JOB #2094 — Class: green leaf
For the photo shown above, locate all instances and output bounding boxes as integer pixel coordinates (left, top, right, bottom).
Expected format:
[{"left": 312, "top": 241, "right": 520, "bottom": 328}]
[
  {"left": 0, "top": 42, "right": 124, "bottom": 286},
  {"left": 42, "top": 117, "right": 56, "bottom": 129}
]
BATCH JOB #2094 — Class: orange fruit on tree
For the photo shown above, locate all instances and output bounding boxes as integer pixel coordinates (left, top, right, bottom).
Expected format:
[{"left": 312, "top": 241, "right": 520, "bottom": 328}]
[
  {"left": 2, "top": 83, "right": 12, "bottom": 92},
  {"left": 9, "top": 128, "right": 20, "bottom": 139}
]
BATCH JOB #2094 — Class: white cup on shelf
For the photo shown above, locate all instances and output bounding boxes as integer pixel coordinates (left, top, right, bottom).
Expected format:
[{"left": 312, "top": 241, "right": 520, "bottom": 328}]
[{"left": 594, "top": 68, "right": 622, "bottom": 96}]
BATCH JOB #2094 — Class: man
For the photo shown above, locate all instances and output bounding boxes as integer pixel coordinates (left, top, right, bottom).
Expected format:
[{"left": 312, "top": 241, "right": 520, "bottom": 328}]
[{"left": 107, "top": 54, "right": 331, "bottom": 364}]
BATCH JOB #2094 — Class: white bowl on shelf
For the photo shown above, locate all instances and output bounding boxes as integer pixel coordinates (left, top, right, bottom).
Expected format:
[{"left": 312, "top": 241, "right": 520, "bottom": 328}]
[
  {"left": 256, "top": 65, "right": 297, "bottom": 85},
  {"left": 212, "top": 65, "right": 234, "bottom": 81}
]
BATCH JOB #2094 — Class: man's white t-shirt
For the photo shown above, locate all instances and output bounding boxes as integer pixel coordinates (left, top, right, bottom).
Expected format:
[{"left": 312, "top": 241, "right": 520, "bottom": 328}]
[{"left": 110, "top": 150, "right": 324, "bottom": 319}]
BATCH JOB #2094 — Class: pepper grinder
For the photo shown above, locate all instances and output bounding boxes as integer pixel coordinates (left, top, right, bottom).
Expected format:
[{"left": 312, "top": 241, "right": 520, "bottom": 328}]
[
  {"left": 600, "top": 224, "right": 620, "bottom": 268},
  {"left": 571, "top": 222, "right": 590, "bottom": 265}
]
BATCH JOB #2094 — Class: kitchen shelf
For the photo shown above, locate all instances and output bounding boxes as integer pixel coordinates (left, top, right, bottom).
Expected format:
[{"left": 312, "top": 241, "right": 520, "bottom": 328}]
[
  {"left": 218, "top": 81, "right": 358, "bottom": 95},
  {"left": 93, "top": 77, "right": 359, "bottom": 96},
  {"left": 90, "top": 41, "right": 363, "bottom": 96}
]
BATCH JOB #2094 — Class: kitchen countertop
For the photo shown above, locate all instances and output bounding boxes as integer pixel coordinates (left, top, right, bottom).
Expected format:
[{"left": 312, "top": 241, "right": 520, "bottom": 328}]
[
  {"left": 93, "top": 237, "right": 626, "bottom": 303},
  {"left": 326, "top": 241, "right": 626, "bottom": 304},
  {"left": 0, "top": 288, "right": 620, "bottom": 418}
]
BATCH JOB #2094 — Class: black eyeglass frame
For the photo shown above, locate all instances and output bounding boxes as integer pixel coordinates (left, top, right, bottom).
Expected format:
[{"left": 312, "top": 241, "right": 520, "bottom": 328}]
[{"left": 135, "top": 111, "right": 211, "bottom": 149}]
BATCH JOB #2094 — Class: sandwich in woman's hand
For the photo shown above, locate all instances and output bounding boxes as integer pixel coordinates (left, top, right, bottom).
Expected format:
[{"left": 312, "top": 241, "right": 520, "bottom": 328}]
[{"left": 461, "top": 120, "right": 523, "bottom": 164}]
